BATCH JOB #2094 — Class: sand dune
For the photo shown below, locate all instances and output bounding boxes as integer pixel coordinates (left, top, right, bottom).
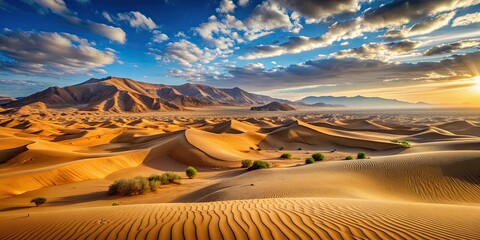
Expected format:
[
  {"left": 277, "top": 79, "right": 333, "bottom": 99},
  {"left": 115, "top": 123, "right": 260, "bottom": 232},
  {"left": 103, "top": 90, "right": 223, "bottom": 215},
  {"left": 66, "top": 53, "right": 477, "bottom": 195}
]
[
  {"left": 0, "top": 109, "right": 480, "bottom": 239},
  {"left": 1, "top": 198, "right": 479, "bottom": 240},
  {"left": 184, "top": 151, "right": 480, "bottom": 204},
  {"left": 263, "top": 120, "right": 402, "bottom": 151}
]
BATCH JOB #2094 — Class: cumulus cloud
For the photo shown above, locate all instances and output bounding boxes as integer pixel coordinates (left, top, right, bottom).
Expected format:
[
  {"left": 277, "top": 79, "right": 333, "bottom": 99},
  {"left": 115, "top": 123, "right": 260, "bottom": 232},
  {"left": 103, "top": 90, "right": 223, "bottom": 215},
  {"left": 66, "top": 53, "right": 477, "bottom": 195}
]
[
  {"left": 115, "top": 11, "right": 157, "bottom": 30},
  {"left": 241, "top": 0, "right": 480, "bottom": 59},
  {"left": 151, "top": 30, "right": 169, "bottom": 43},
  {"left": 423, "top": 39, "right": 480, "bottom": 56},
  {"left": 452, "top": 12, "right": 480, "bottom": 27},
  {"left": 246, "top": 1, "right": 294, "bottom": 32},
  {"left": 194, "top": 15, "right": 247, "bottom": 49},
  {"left": 217, "top": 0, "right": 236, "bottom": 13},
  {"left": 0, "top": 30, "right": 116, "bottom": 76},
  {"left": 209, "top": 50, "right": 480, "bottom": 91},
  {"left": 25, "top": 0, "right": 126, "bottom": 43},
  {"left": 273, "top": 0, "right": 360, "bottom": 21},
  {"left": 383, "top": 12, "right": 456, "bottom": 40},
  {"left": 332, "top": 40, "right": 421, "bottom": 60},
  {"left": 154, "top": 40, "right": 229, "bottom": 66}
]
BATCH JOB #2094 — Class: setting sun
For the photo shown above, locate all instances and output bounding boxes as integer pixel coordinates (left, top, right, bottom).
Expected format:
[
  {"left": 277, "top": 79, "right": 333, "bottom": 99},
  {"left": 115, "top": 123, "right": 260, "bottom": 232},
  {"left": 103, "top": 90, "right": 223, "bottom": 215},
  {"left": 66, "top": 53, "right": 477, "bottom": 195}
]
[{"left": 475, "top": 77, "right": 480, "bottom": 92}]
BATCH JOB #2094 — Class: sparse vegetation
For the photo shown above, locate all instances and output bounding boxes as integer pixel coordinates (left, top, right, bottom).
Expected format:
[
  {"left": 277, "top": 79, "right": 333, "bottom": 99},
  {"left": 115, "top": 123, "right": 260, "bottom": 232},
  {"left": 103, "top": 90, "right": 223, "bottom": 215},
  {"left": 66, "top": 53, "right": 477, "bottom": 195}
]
[
  {"left": 305, "top": 157, "right": 314, "bottom": 164},
  {"left": 279, "top": 147, "right": 284, "bottom": 150},
  {"left": 112, "top": 202, "right": 120, "bottom": 206},
  {"left": 357, "top": 152, "right": 367, "bottom": 159},
  {"left": 392, "top": 139, "right": 411, "bottom": 148},
  {"left": 280, "top": 153, "right": 292, "bottom": 159},
  {"left": 108, "top": 173, "right": 181, "bottom": 196},
  {"left": 185, "top": 166, "right": 198, "bottom": 179},
  {"left": 311, "top": 153, "right": 325, "bottom": 161},
  {"left": 30, "top": 197, "right": 47, "bottom": 207},
  {"left": 345, "top": 156, "right": 353, "bottom": 160},
  {"left": 148, "top": 172, "right": 181, "bottom": 185},
  {"left": 248, "top": 160, "right": 270, "bottom": 170},
  {"left": 241, "top": 159, "right": 253, "bottom": 168}
]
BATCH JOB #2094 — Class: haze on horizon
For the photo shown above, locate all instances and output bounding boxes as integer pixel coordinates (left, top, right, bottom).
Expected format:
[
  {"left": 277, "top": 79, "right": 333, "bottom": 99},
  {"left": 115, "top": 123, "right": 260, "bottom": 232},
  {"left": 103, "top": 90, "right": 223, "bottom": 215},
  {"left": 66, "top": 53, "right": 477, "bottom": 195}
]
[{"left": 0, "top": 0, "right": 480, "bottom": 105}]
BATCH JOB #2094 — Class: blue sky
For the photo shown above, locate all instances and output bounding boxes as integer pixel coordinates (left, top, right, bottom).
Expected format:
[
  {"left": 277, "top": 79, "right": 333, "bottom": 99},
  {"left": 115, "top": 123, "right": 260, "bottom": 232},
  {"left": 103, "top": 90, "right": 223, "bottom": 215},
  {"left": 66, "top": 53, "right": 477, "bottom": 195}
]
[{"left": 1, "top": 0, "right": 480, "bottom": 104}]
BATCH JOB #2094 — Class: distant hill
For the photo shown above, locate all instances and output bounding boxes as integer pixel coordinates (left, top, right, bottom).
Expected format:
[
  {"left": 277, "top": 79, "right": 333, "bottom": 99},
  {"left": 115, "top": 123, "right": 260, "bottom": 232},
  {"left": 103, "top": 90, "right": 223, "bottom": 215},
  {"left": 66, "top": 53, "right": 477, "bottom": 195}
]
[
  {"left": 251, "top": 101, "right": 296, "bottom": 111},
  {"left": 297, "top": 96, "right": 430, "bottom": 108},
  {"left": 0, "top": 96, "right": 16, "bottom": 105},
  {"left": 2, "top": 77, "right": 282, "bottom": 113}
]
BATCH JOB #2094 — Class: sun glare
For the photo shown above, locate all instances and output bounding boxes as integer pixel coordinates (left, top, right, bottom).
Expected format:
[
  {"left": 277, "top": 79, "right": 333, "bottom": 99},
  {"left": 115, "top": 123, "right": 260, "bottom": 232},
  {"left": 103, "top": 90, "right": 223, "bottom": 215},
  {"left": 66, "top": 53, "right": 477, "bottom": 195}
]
[{"left": 475, "top": 77, "right": 480, "bottom": 92}]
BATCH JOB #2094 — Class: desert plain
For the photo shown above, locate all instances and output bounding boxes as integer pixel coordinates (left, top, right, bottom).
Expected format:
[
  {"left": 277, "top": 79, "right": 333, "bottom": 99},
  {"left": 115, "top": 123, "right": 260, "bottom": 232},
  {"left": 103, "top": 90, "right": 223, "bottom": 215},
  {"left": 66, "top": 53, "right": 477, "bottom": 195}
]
[{"left": 0, "top": 107, "right": 479, "bottom": 239}]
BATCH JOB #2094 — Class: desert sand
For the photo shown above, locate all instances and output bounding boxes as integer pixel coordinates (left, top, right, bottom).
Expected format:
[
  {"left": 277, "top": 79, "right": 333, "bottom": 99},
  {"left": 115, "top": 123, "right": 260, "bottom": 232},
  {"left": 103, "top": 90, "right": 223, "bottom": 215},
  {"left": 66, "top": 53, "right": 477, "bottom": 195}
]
[{"left": 0, "top": 107, "right": 479, "bottom": 239}]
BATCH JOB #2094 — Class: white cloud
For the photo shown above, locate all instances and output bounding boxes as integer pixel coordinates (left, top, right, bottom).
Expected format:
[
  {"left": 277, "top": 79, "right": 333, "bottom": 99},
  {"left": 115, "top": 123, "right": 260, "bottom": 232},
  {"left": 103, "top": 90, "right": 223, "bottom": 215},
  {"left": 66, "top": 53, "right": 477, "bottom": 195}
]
[
  {"left": 452, "top": 12, "right": 480, "bottom": 27},
  {"left": 115, "top": 11, "right": 157, "bottom": 30},
  {"left": 383, "top": 12, "right": 456, "bottom": 40},
  {"left": 0, "top": 30, "right": 116, "bottom": 76},
  {"left": 151, "top": 30, "right": 169, "bottom": 43},
  {"left": 240, "top": 0, "right": 480, "bottom": 59},
  {"left": 238, "top": 0, "right": 249, "bottom": 7},
  {"left": 156, "top": 40, "right": 228, "bottom": 66},
  {"left": 26, "top": 0, "right": 126, "bottom": 44},
  {"left": 332, "top": 40, "right": 421, "bottom": 60},
  {"left": 423, "top": 39, "right": 480, "bottom": 56},
  {"left": 217, "top": 0, "right": 236, "bottom": 13}
]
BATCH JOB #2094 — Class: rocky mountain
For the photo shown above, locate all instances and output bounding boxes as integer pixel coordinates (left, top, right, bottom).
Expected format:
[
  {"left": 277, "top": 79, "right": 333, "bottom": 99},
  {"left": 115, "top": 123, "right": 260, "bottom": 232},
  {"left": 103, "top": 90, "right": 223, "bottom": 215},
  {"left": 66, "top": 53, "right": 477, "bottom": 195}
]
[
  {"left": 297, "top": 96, "right": 430, "bottom": 108},
  {"left": 251, "top": 101, "right": 296, "bottom": 111},
  {"left": 2, "top": 77, "right": 282, "bottom": 112}
]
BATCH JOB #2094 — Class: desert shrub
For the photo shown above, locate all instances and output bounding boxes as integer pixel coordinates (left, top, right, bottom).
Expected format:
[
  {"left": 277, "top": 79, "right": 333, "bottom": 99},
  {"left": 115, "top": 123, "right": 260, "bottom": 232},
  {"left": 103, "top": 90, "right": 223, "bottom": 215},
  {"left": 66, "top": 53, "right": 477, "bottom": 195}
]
[
  {"left": 305, "top": 158, "right": 314, "bottom": 164},
  {"left": 149, "top": 173, "right": 181, "bottom": 185},
  {"left": 391, "top": 139, "right": 411, "bottom": 148},
  {"left": 159, "top": 172, "right": 181, "bottom": 184},
  {"left": 30, "top": 197, "right": 47, "bottom": 207},
  {"left": 280, "top": 153, "right": 292, "bottom": 159},
  {"left": 112, "top": 202, "right": 120, "bottom": 206},
  {"left": 311, "top": 153, "right": 325, "bottom": 161},
  {"left": 279, "top": 147, "right": 284, "bottom": 150},
  {"left": 108, "top": 173, "right": 180, "bottom": 196},
  {"left": 108, "top": 176, "right": 150, "bottom": 196},
  {"left": 185, "top": 166, "right": 198, "bottom": 179},
  {"left": 345, "top": 156, "right": 353, "bottom": 160},
  {"left": 248, "top": 160, "right": 270, "bottom": 170},
  {"left": 241, "top": 159, "right": 253, "bottom": 168},
  {"left": 297, "top": 147, "right": 302, "bottom": 150},
  {"left": 357, "top": 152, "right": 367, "bottom": 159}
]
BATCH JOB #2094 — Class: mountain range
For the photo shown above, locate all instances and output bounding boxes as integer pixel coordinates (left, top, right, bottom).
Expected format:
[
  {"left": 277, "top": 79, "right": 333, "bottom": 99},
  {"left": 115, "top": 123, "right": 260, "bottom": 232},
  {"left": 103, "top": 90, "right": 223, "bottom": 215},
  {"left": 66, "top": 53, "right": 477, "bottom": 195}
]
[
  {"left": 297, "top": 96, "right": 430, "bottom": 108},
  {"left": 2, "top": 77, "right": 282, "bottom": 112}
]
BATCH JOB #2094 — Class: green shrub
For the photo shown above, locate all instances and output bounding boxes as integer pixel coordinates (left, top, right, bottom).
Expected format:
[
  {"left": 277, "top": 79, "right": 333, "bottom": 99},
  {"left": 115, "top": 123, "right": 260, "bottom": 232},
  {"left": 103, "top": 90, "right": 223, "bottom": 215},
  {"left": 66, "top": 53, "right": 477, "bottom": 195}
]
[
  {"left": 311, "top": 153, "right": 325, "bottom": 161},
  {"left": 248, "top": 160, "right": 270, "bottom": 170},
  {"left": 357, "top": 152, "right": 367, "bottom": 159},
  {"left": 185, "top": 166, "right": 198, "bottom": 179},
  {"left": 280, "top": 153, "right": 292, "bottom": 159},
  {"left": 160, "top": 172, "right": 181, "bottom": 184},
  {"left": 30, "top": 197, "right": 47, "bottom": 207},
  {"left": 112, "top": 202, "right": 120, "bottom": 206},
  {"left": 391, "top": 139, "right": 411, "bottom": 148},
  {"left": 345, "top": 156, "right": 353, "bottom": 160},
  {"left": 241, "top": 159, "right": 253, "bottom": 168},
  {"left": 107, "top": 174, "right": 180, "bottom": 196},
  {"left": 305, "top": 158, "right": 314, "bottom": 164}
]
